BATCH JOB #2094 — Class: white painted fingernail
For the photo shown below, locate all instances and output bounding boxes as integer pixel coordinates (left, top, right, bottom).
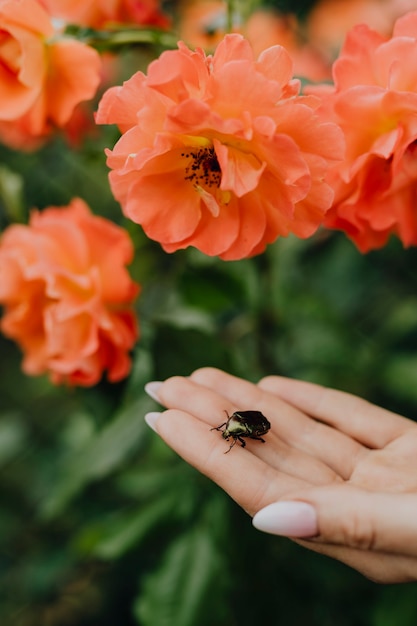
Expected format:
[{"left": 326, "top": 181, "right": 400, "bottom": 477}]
[
  {"left": 144, "top": 411, "right": 161, "bottom": 433},
  {"left": 252, "top": 501, "right": 318, "bottom": 537},
  {"left": 144, "top": 381, "right": 163, "bottom": 402}
]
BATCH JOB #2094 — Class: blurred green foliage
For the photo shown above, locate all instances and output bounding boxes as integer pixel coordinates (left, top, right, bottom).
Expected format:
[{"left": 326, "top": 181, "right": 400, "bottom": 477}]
[{"left": 2, "top": 4, "right": 417, "bottom": 624}]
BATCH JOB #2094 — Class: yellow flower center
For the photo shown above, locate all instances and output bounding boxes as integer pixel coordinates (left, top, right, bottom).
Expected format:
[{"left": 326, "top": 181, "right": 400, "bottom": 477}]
[{"left": 179, "top": 137, "right": 232, "bottom": 213}]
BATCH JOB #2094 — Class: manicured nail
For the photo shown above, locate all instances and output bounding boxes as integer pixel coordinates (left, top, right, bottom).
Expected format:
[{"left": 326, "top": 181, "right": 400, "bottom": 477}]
[
  {"left": 144, "top": 411, "right": 161, "bottom": 433},
  {"left": 144, "top": 381, "right": 163, "bottom": 402},
  {"left": 252, "top": 501, "right": 318, "bottom": 538}
]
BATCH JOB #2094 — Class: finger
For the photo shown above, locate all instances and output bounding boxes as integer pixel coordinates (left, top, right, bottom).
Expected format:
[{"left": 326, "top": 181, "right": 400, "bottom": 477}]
[
  {"left": 259, "top": 376, "right": 416, "bottom": 448},
  {"left": 293, "top": 539, "right": 417, "bottom": 584},
  {"left": 146, "top": 408, "right": 309, "bottom": 515},
  {"left": 260, "top": 433, "right": 339, "bottom": 485},
  {"left": 189, "top": 368, "right": 364, "bottom": 479},
  {"left": 252, "top": 485, "right": 417, "bottom": 582},
  {"left": 253, "top": 484, "right": 417, "bottom": 558},
  {"left": 152, "top": 375, "right": 340, "bottom": 485},
  {"left": 153, "top": 370, "right": 340, "bottom": 485}
]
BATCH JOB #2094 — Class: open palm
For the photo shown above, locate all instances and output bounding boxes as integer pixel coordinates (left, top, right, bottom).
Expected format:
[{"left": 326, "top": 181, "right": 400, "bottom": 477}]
[{"left": 145, "top": 367, "right": 417, "bottom": 583}]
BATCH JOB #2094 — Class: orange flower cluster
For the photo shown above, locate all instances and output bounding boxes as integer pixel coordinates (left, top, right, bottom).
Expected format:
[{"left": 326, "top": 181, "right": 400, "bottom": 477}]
[
  {"left": 3, "top": 0, "right": 417, "bottom": 386},
  {"left": 0, "top": 0, "right": 102, "bottom": 150},
  {"left": 0, "top": 199, "right": 140, "bottom": 386},
  {"left": 97, "top": 34, "right": 344, "bottom": 260},
  {"left": 315, "top": 11, "right": 417, "bottom": 251}
]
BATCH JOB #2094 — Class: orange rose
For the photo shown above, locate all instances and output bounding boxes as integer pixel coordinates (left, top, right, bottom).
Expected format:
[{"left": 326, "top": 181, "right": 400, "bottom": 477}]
[
  {"left": 306, "top": 0, "right": 393, "bottom": 63},
  {"left": 96, "top": 34, "right": 344, "bottom": 260},
  {"left": 0, "top": 0, "right": 102, "bottom": 150},
  {"left": 0, "top": 199, "right": 140, "bottom": 386},
  {"left": 313, "top": 11, "right": 417, "bottom": 251}
]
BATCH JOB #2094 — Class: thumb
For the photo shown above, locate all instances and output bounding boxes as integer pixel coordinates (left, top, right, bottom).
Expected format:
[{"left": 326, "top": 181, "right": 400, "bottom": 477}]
[{"left": 252, "top": 484, "right": 417, "bottom": 555}]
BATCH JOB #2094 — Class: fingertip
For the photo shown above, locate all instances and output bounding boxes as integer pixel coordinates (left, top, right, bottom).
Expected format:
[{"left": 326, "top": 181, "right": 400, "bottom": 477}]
[
  {"left": 252, "top": 501, "right": 318, "bottom": 538},
  {"left": 144, "top": 411, "right": 161, "bottom": 433},
  {"left": 189, "top": 366, "right": 224, "bottom": 384},
  {"left": 258, "top": 375, "right": 291, "bottom": 390},
  {"left": 144, "top": 381, "right": 163, "bottom": 402}
]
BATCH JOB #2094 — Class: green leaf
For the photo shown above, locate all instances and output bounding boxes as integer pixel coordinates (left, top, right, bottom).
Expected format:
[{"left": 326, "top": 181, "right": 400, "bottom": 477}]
[
  {"left": 134, "top": 527, "right": 226, "bottom": 626},
  {"left": 0, "top": 166, "right": 25, "bottom": 222},
  {"left": 115, "top": 464, "right": 192, "bottom": 499},
  {"left": 38, "top": 394, "right": 154, "bottom": 520},
  {"left": 377, "top": 298, "right": 417, "bottom": 342},
  {"left": 382, "top": 354, "right": 417, "bottom": 404},
  {"left": 371, "top": 586, "right": 417, "bottom": 626},
  {"left": 0, "top": 413, "right": 27, "bottom": 466},
  {"left": 153, "top": 327, "right": 232, "bottom": 378},
  {"left": 38, "top": 348, "right": 155, "bottom": 519},
  {"left": 88, "top": 492, "right": 180, "bottom": 559}
]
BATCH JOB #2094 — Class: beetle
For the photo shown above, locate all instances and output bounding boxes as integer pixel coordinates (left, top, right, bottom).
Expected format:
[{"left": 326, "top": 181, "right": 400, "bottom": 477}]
[{"left": 211, "top": 410, "right": 271, "bottom": 453}]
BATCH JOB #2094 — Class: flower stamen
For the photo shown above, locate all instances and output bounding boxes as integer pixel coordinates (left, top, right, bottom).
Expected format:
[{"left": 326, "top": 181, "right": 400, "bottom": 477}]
[{"left": 182, "top": 146, "right": 221, "bottom": 190}]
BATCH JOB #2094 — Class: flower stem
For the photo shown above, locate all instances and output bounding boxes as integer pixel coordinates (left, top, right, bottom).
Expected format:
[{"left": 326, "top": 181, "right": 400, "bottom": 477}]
[
  {"left": 63, "top": 25, "right": 178, "bottom": 51},
  {"left": 225, "top": 0, "right": 234, "bottom": 33}
]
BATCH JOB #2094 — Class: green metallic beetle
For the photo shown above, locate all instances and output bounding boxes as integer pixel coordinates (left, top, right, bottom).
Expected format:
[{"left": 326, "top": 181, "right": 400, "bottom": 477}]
[{"left": 211, "top": 410, "right": 271, "bottom": 453}]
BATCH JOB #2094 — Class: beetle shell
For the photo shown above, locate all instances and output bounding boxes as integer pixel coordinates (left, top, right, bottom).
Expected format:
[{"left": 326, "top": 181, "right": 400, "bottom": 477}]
[
  {"left": 211, "top": 410, "right": 271, "bottom": 453},
  {"left": 223, "top": 410, "right": 270, "bottom": 437}
]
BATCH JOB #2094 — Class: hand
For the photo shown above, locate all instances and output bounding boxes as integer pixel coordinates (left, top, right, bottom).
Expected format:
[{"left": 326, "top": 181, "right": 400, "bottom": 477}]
[{"left": 144, "top": 367, "right": 417, "bottom": 583}]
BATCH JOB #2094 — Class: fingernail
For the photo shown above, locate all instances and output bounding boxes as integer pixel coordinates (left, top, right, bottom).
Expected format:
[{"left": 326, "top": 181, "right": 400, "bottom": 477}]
[
  {"left": 144, "top": 411, "right": 161, "bottom": 433},
  {"left": 252, "top": 501, "right": 318, "bottom": 538},
  {"left": 144, "top": 381, "right": 163, "bottom": 403}
]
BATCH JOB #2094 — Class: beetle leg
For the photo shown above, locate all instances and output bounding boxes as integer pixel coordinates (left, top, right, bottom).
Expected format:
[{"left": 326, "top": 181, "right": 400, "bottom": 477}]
[
  {"left": 210, "top": 422, "right": 227, "bottom": 431},
  {"left": 224, "top": 437, "right": 239, "bottom": 454},
  {"left": 249, "top": 436, "right": 266, "bottom": 443},
  {"left": 237, "top": 436, "right": 246, "bottom": 448}
]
